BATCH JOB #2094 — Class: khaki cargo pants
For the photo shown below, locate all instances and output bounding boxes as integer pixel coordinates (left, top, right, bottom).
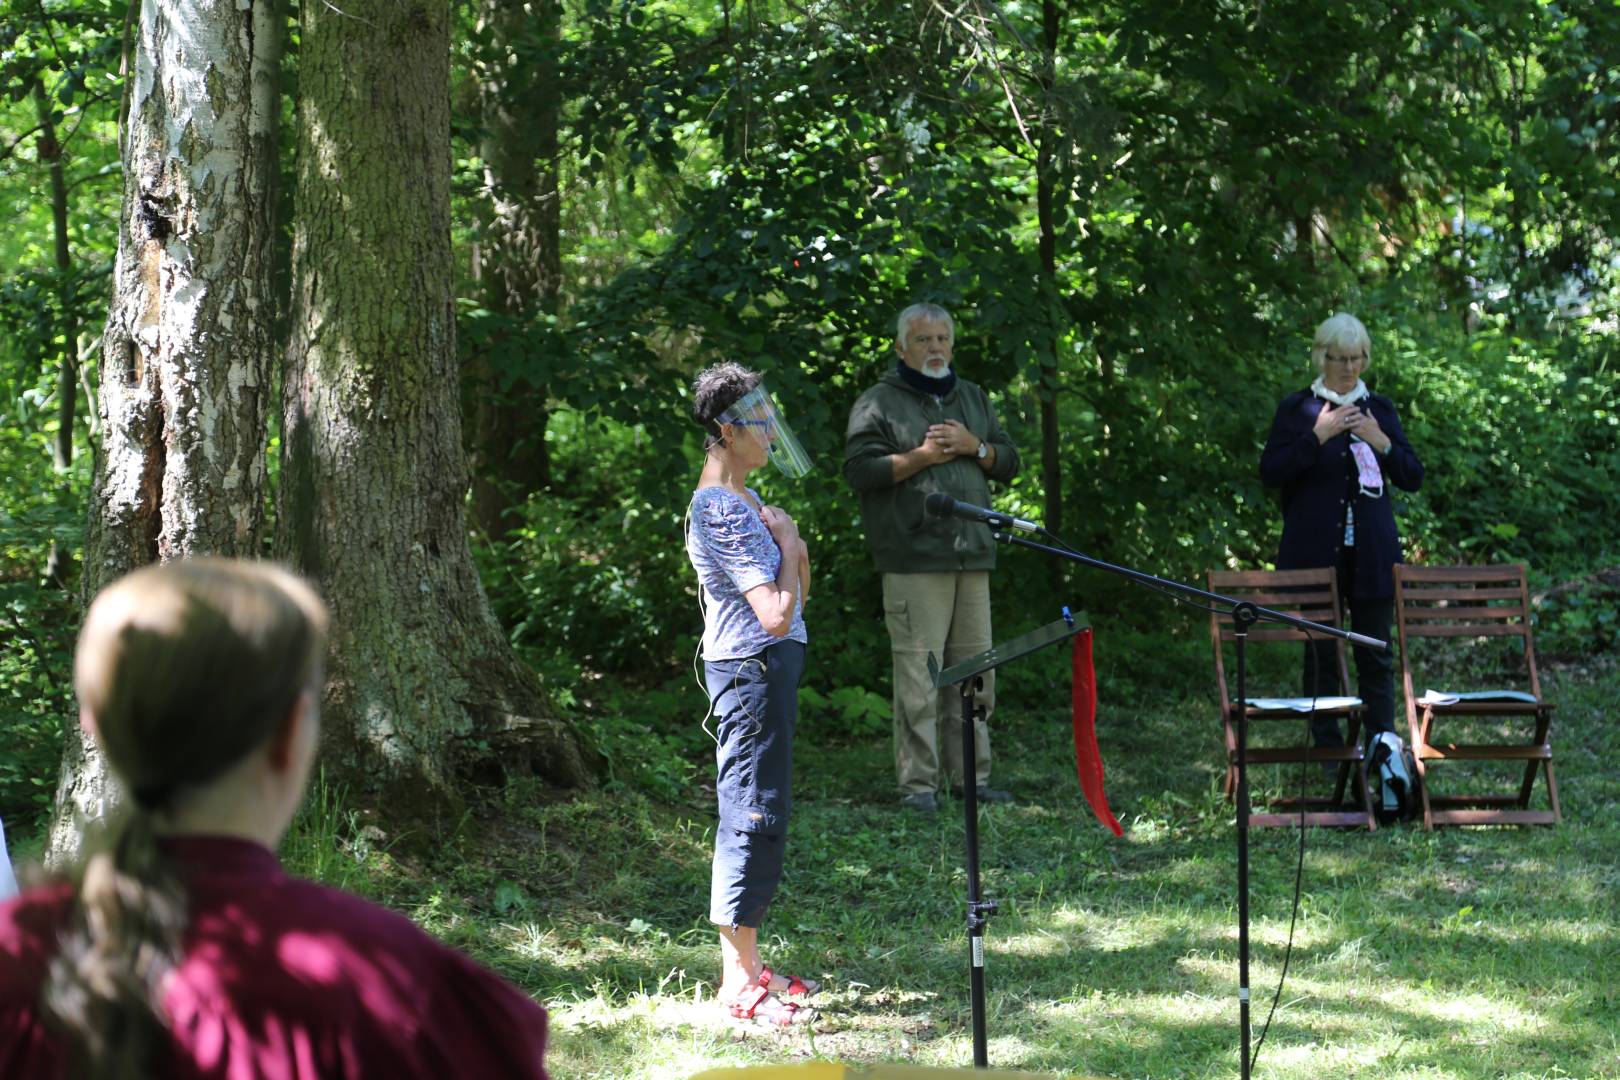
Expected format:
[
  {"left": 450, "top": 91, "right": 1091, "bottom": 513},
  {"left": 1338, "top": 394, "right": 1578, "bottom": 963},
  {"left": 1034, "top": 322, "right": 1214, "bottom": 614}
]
[{"left": 882, "top": 570, "right": 994, "bottom": 796}]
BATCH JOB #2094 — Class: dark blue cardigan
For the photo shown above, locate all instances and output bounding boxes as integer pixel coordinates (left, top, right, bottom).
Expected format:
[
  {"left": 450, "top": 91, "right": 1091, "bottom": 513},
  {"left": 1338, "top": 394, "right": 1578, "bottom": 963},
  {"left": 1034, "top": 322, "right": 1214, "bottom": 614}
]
[{"left": 1259, "top": 389, "right": 1424, "bottom": 598}]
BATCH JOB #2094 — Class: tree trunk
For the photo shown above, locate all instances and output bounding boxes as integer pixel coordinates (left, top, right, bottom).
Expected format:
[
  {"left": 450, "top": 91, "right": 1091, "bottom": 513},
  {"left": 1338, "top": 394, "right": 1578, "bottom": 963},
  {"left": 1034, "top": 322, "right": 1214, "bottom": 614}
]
[
  {"left": 33, "top": 77, "right": 79, "bottom": 476},
  {"left": 34, "top": 76, "right": 81, "bottom": 589},
  {"left": 469, "top": 0, "right": 561, "bottom": 540},
  {"left": 1036, "top": 0, "right": 1063, "bottom": 539},
  {"left": 280, "top": 0, "right": 584, "bottom": 802},
  {"left": 47, "top": 0, "right": 285, "bottom": 867}
]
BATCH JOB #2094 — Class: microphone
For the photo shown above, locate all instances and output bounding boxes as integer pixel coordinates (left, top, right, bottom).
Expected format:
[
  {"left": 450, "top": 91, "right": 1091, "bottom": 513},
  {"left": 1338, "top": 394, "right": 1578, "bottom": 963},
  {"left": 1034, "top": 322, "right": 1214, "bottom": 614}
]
[{"left": 924, "top": 492, "right": 1040, "bottom": 532}]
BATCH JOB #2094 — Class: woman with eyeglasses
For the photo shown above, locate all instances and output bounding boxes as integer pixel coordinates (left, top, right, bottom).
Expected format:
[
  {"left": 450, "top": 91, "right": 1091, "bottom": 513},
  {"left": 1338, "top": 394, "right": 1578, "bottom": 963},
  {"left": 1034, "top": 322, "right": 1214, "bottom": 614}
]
[{"left": 1260, "top": 312, "right": 1425, "bottom": 758}]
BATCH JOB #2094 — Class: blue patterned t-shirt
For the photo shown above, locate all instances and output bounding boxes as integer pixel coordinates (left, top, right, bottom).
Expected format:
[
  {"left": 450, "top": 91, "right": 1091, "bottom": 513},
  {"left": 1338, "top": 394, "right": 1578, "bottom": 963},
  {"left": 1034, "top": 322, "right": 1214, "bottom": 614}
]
[{"left": 686, "top": 486, "right": 808, "bottom": 661}]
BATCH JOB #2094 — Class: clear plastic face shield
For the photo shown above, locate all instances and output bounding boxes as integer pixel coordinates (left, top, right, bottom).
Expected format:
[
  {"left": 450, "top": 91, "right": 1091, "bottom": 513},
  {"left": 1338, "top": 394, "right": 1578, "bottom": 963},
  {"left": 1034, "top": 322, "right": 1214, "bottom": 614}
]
[{"left": 718, "top": 383, "right": 812, "bottom": 479}]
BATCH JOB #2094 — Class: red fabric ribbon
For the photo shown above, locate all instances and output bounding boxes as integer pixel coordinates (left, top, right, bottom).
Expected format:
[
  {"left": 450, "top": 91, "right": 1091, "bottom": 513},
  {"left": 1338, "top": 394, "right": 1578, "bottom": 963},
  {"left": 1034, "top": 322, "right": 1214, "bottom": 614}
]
[{"left": 1072, "top": 628, "right": 1122, "bottom": 836}]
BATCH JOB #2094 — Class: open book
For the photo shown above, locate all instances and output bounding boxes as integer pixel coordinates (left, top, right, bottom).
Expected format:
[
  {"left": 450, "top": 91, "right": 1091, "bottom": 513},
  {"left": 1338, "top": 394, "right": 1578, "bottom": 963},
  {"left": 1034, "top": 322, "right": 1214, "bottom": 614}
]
[
  {"left": 1417, "top": 689, "right": 1539, "bottom": 706},
  {"left": 1243, "top": 695, "right": 1363, "bottom": 712}
]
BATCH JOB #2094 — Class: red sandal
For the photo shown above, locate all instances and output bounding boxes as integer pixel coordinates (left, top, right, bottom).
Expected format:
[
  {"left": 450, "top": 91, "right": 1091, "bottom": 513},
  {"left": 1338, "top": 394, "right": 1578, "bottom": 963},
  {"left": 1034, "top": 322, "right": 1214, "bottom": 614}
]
[
  {"left": 758, "top": 965, "right": 820, "bottom": 998},
  {"left": 728, "top": 983, "right": 813, "bottom": 1027}
]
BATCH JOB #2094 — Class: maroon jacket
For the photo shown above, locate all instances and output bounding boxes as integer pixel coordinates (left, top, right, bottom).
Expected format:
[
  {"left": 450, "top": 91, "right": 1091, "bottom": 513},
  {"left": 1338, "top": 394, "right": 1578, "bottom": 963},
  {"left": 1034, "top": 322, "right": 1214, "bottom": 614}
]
[{"left": 0, "top": 836, "right": 549, "bottom": 1079}]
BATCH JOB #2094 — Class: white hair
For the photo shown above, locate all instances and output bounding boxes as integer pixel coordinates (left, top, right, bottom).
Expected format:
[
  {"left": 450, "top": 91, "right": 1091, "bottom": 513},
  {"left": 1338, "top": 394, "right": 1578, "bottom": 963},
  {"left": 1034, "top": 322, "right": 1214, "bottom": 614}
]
[
  {"left": 1310, "top": 312, "right": 1372, "bottom": 372},
  {"left": 895, "top": 303, "right": 955, "bottom": 349}
]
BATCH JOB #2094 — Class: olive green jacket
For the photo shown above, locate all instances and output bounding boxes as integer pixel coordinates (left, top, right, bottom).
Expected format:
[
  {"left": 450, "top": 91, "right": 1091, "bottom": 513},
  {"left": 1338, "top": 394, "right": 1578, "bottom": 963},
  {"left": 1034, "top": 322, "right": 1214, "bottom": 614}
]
[{"left": 843, "top": 370, "right": 1021, "bottom": 573}]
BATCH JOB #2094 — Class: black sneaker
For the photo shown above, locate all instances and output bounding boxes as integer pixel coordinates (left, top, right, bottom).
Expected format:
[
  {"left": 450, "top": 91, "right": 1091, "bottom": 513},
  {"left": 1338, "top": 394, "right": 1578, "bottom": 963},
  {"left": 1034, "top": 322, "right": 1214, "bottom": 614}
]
[{"left": 899, "top": 791, "right": 939, "bottom": 812}]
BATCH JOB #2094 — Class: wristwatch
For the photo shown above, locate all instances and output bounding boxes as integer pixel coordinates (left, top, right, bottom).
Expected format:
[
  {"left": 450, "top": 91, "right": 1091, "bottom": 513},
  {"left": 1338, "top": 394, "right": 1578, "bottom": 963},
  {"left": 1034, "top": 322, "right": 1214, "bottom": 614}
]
[{"left": 975, "top": 439, "right": 989, "bottom": 461}]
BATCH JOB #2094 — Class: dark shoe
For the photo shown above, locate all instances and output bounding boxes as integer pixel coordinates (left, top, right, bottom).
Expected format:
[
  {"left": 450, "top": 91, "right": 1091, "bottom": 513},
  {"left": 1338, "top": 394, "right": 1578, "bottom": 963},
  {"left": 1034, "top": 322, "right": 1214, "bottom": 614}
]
[
  {"left": 951, "top": 785, "right": 1014, "bottom": 804},
  {"left": 899, "top": 791, "right": 939, "bottom": 812}
]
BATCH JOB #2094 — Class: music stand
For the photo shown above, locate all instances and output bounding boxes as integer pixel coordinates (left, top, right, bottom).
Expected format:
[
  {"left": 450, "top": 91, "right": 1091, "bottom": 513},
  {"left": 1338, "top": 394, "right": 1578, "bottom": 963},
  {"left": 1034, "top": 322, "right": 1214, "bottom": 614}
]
[{"left": 928, "top": 613, "right": 1089, "bottom": 1069}]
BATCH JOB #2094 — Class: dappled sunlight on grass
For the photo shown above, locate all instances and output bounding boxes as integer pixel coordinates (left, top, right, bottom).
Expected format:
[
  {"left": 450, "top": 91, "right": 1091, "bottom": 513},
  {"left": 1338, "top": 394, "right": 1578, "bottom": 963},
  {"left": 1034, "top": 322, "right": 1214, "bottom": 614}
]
[
  {"left": 1038, "top": 991, "right": 1229, "bottom": 1031},
  {"left": 547, "top": 987, "right": 800, "bottom": 1080},
  {"left": 1388, "top": 986, "right": 1548, "bottom": 1030},
  {"left": 1414, "top": 914, "right": 1617, "bottom": 949},
  {"left": 270, "top": 667, "right": 1618, "bottom": 1078},
  {"left": 991, "top": 926, "right": 1073, "bottom": 959},
  {"left": 1034, "top": 908, "right": 1178, "bottom": 951}
]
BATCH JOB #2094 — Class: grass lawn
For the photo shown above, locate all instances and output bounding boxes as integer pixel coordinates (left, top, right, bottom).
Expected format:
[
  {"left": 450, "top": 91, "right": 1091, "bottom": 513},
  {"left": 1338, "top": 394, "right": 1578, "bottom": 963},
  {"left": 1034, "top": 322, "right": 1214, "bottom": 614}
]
[{"left": 279, "top": 657, "right": 1618, "bottom": 1079}]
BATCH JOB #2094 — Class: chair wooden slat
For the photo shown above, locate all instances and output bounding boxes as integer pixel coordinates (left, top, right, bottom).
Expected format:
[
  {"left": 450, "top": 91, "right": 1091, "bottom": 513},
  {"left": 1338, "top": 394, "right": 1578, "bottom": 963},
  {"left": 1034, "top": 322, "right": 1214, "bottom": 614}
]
[
  {"left": 1219, "top": 626, "right": 1339, "bottom": 644},
  {"left": 1397, "top": 566, "right": 1526, "bottom": 583},
  {"left": 1211, "top": 589, "right": 1336, "bottom": 607},
  {"left": 1399, "top": 605, "right": 1526, "bottom": 621},
  {"left": 1244, "top": 745, "right": 1362, "bottom": 763},
  {"left": 1396, "top": 586, "right": 1526, "bottom": 601},
  {"left": 1394, "top": 562, "right": 1558, "bottom": 830},
  {"left": 1250, "top": 809, "right": 1374, "bottom": 828},
  {"left": 1425, "top": 808, "right": 1558, "bottom": 826},
  {"left": 1416, "top": 744, "right": 1552, "bottom": 761},
  {"left": 1211, "top": 568, "right": 1339, "bottom": 586},
  {"left": 1400, "top": 623, "right": 1527, "bottom": 638}
]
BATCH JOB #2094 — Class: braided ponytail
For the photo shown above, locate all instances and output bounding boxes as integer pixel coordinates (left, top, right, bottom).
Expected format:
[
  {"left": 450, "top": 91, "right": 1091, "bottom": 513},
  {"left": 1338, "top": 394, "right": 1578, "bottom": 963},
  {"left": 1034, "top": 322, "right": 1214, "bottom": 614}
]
[
  {"left": 40, "top": 559, "right": 327, "bottom": 1079},
  {"left": 42, "top": 809, "right": 186, "bottom": 1079}
]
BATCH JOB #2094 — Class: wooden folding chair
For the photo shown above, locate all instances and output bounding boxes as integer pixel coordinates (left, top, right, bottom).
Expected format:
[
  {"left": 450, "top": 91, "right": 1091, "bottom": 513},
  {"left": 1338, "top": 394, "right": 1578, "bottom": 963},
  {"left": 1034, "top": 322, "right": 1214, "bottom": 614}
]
[
  {"left": 1393, "top": 563, "right": 1560, "bottom": 828},
  {"left": 1208, "top": 568, "right": 1376, "bottom": 830}
]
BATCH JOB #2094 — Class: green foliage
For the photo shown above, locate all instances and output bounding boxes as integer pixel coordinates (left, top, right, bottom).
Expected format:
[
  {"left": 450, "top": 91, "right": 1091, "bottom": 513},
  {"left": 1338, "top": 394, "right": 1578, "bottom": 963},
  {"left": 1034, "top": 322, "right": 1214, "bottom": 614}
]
[
  {"left": 459, "top": 3, "right": 1617, "bottom": 823},
  {"left": 1533, "top": 570, "right": 1620, "bottom": 659},
  {"left": 0, "top": 355, "right": 87, "bottom": 825},
  {"left": 443, "top": 0, "right": 1620, "bottom": 802},
  {"left": 0, "top": 577, "right": 73, "bottom": 822},
  {"left": 0, "top": 0, "right": 125, "bottom": 833},
  {"left": 798, "top": 683, "right": 891, "bottom": 739}
]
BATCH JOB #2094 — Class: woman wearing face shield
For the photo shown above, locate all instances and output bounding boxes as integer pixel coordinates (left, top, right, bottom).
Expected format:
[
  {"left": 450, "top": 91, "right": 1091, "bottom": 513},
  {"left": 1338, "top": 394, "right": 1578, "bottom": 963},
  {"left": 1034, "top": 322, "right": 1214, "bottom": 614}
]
[{"left": 684, "top": 363, "right": 818, "bottom": 1027}]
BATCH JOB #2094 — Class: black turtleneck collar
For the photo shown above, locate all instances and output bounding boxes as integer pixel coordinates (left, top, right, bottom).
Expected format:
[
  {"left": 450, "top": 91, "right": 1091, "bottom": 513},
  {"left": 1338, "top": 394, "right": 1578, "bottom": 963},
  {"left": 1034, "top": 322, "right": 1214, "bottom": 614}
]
[{"left": 895, "top": 360, "right": 957, "bottom": 397}]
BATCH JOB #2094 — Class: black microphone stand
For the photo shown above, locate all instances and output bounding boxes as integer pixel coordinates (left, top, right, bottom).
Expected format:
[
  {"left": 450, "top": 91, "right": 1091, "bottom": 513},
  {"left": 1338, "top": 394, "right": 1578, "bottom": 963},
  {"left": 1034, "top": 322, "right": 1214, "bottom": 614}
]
[{"left": 989, "top": 529, "right": 1386, "bottom": 1080}]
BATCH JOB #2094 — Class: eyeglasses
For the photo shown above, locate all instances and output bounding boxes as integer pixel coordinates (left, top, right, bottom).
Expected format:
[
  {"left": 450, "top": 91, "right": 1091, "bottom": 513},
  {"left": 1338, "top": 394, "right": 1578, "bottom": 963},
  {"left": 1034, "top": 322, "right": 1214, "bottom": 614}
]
[{"left": 1324, "top": 352, "right": 1367, "bottom": 365}]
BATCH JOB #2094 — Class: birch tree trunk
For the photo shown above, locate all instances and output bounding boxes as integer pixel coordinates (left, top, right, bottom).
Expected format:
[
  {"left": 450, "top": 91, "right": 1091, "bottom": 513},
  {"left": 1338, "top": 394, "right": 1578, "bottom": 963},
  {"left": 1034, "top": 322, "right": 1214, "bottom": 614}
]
[
  {"left": 47, "top": 0, "right": 285, "bottom": 866},
  {"left": 281, "top": 0, "right": 583, "bottom": 800}
]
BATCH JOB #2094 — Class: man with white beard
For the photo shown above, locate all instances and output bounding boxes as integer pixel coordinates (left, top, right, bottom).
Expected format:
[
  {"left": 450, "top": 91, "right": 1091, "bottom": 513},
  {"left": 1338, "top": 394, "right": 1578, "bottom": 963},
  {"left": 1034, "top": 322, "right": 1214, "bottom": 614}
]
[{"left": 844, "top": 303, "right": 1022, "bottom": 812}]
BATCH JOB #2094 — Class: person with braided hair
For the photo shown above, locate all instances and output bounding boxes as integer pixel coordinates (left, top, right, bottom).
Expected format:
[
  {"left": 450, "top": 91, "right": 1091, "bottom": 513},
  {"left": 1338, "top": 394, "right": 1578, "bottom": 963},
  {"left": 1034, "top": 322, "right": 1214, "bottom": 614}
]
[{"left": 0, "top": 558, "right": 550, "bottom": 1079}]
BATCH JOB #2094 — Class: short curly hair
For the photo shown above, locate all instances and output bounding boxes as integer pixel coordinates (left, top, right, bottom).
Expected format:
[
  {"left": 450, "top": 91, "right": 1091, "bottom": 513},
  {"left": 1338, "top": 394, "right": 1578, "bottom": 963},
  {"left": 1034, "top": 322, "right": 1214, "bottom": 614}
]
[{"left": 691, "top": 362, "right": 762, "bottom": 443}]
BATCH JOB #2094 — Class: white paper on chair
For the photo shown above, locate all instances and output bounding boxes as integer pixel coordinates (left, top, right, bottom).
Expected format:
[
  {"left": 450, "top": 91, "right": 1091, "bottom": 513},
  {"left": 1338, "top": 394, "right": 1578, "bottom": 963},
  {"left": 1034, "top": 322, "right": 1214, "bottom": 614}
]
[
  {"left": 1418, "top": 689, "right": 1539, "bottom": 706},
  {"left": 1244, "top": 696, "right": 1363, "bottom": 712}
]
